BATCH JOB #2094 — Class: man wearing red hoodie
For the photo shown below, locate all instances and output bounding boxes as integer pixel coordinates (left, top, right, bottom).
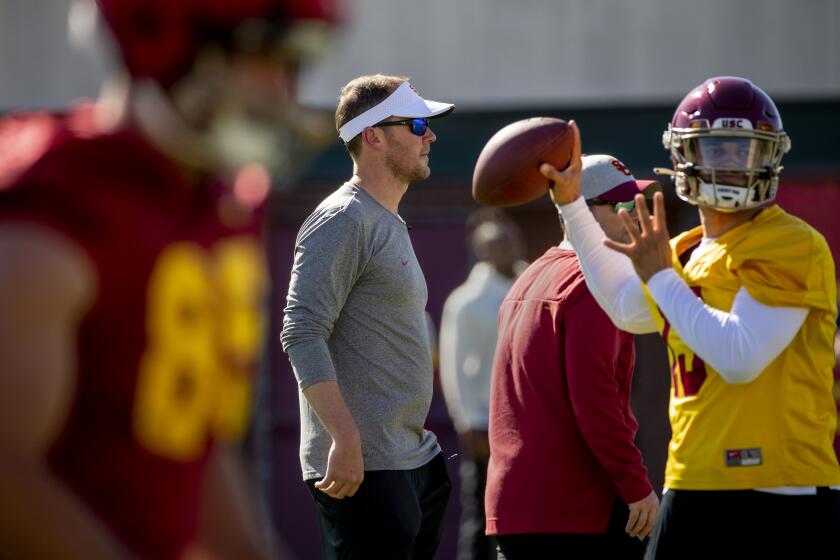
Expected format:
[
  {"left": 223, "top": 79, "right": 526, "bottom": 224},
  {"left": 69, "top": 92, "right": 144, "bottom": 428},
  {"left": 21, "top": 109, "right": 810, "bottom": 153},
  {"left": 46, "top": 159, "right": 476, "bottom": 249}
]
[{"left": 486, "top": 154, "right": 660, "bottom": 559}]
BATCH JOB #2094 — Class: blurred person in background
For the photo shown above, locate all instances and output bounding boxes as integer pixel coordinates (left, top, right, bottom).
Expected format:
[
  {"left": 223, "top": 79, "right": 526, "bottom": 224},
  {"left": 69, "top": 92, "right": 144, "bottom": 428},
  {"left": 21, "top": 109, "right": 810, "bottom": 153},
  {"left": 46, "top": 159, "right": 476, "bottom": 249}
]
[
  {"left": 439, "top": 209, "right": 525, "bottom": 560},
  {"left": 543, "top": 77, "right": 840, "bottom": 559},
  {"left": 281, "top": 74, "right": 455, "bottom": 559},
  {"left": 486, "top": 155, "right": 660, "bottom": 560},
  {"left": 0, "top": 0, "right": 344, "bottom": 558}
]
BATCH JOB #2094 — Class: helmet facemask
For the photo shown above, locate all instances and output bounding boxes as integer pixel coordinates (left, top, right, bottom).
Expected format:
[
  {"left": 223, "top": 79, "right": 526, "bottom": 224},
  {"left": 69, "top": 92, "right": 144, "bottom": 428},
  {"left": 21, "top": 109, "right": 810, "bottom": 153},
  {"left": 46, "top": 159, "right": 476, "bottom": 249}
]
[{"left": 664, "top": 123, "right": 790, "bottom": 211}]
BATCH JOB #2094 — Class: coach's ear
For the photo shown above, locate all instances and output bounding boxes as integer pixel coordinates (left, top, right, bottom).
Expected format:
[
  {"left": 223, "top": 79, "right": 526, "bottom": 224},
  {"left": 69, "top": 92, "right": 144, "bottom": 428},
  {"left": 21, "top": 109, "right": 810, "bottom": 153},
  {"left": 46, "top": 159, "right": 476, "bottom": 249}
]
[{"left": 360, "top": 127, "right": 385, "bottom": 152}]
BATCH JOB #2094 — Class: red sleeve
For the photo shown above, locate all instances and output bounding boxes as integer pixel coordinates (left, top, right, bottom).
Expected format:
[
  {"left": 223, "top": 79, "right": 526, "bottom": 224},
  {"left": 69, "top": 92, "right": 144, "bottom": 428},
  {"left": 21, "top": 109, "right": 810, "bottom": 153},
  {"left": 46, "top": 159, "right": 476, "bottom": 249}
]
[{"left": 563, "top": 285, "right": 653, "bottom": 504}]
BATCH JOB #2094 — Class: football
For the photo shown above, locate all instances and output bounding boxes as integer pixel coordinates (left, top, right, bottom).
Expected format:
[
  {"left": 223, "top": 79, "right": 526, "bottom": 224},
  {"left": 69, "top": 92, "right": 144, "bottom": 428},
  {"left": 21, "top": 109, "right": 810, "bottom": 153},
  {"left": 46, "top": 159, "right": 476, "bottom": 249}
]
[{"left": 472, "top": 117, "right": 573, "bottom": 206}]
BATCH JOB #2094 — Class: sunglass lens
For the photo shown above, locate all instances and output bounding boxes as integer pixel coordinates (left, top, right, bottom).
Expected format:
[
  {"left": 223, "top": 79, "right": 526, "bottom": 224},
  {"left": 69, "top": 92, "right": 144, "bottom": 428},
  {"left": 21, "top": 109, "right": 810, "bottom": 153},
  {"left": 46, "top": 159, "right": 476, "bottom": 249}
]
[
  {"left": 615, "top": 200, "right": 636, "bottom": 213},
  {"left": 410, "top": 118, "right": 429, "bottom": 136}
]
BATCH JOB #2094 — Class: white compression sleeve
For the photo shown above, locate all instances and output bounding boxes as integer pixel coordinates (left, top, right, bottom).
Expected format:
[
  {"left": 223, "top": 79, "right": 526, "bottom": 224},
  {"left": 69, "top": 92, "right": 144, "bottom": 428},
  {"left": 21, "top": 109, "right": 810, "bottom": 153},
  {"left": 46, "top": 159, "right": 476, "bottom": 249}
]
[
  {"left": 646, "top": 269, "right": 809, "bottom": 384},
  {"left": 558, "top": 197, "right": 657, "bottom": 334}
]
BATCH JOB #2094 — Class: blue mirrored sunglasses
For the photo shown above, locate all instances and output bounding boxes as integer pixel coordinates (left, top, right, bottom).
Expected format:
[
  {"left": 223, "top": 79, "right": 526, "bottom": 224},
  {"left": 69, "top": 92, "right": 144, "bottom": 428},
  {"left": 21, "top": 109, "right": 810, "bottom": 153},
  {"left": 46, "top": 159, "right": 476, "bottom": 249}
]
[
  {"left": 374, "top": 117, "right": 430, "bottom": 136},
  {"left": 586, "top": 198, "right": 638, "bottom": 213}
]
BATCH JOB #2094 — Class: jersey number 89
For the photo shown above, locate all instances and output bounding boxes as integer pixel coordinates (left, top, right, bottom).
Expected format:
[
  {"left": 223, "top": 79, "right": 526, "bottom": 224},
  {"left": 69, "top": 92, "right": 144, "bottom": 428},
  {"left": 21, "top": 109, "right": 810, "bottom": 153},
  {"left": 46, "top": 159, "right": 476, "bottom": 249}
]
[{"left": 133, "top": 239, "right": 265, "bottom": 462}]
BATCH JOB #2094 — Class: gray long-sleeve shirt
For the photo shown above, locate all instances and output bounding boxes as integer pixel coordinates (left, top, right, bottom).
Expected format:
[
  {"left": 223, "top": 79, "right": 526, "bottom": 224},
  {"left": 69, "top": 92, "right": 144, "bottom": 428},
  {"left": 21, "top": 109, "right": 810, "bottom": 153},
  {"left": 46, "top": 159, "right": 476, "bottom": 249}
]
[{"left": 281, "top": 182, "right": 440, "bottom": 480}]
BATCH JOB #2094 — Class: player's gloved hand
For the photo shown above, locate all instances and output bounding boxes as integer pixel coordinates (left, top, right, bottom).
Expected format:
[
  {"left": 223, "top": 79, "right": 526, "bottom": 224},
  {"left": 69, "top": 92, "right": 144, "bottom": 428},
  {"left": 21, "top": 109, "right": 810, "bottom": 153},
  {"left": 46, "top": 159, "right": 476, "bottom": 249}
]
[
  {"left": 540, "top": 120, "right": 582, "bottom": 206},
  {"left": 626, "top": 490, "right": 660, "bottom": 540}
]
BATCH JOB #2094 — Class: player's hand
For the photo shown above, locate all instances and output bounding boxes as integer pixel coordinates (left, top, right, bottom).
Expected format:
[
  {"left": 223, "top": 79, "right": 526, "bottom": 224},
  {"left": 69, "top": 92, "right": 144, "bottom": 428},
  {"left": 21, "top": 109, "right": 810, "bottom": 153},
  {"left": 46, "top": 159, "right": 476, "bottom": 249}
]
[
  {"left": 540, "top": 120, "right": 582, "bottom": 206},
  {"left": 626, "top": 490, "right": 659, "bottom": 540},
  {"left": 603, "top": 191, "right": 672, "bottom": 282},
  {"left": 314, "top": 435, "right": 364, "bottom": 499}
]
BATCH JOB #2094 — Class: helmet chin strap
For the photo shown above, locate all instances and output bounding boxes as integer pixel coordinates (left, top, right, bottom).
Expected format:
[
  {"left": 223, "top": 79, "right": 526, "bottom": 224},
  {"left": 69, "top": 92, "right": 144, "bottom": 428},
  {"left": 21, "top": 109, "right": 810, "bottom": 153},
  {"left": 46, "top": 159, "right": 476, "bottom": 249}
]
[{"left": 697, "top": 180, "right": 750, "bottom": 211}]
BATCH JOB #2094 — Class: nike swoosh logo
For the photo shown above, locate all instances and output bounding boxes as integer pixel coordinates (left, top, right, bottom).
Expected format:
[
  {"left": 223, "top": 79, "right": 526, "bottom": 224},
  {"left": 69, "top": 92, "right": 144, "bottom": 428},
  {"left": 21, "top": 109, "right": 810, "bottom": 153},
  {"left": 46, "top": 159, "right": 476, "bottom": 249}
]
[{"left": 401, "top": 259, "right": 409, "bottom": 266}]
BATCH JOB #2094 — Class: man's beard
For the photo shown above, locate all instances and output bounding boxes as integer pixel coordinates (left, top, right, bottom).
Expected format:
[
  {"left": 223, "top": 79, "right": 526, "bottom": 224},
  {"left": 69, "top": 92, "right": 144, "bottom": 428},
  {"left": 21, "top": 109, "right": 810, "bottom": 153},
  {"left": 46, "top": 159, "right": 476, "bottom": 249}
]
[{"left": 385, "top": 151, "right": 429, "bottom": 184}]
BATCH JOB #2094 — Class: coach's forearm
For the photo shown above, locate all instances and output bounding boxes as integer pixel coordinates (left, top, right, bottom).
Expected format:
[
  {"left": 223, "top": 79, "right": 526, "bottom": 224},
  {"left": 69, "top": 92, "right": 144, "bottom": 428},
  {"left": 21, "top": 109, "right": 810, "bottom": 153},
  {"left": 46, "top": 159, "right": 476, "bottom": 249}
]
[{"left": 302, "top": 381, "right": 361, "bottom": 444}]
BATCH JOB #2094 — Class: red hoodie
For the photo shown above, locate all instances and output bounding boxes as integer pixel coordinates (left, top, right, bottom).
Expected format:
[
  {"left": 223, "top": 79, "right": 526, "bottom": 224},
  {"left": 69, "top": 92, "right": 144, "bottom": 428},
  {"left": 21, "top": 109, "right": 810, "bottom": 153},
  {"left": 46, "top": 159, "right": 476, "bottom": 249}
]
[{"left": 486, "top": 246, "right": 653, "bottom": 535}]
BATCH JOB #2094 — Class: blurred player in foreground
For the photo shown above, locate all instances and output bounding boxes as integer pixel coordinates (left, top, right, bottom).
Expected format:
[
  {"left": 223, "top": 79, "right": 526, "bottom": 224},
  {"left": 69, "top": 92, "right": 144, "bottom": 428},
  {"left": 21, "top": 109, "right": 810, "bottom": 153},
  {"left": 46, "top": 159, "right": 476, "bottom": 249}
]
[
  {"left": 0, "top": 0, "right": 343, "bottom": 558},
  {"left": 542, "top": 76, "right": 840, "bottom": 559}
]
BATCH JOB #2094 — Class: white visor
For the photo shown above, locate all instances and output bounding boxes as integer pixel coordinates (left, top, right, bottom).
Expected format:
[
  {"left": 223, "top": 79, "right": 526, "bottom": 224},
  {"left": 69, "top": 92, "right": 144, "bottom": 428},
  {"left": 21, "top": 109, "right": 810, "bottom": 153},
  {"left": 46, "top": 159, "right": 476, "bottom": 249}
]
[{"left": 338, "top": 82, "right": 455, "bottom": 143}]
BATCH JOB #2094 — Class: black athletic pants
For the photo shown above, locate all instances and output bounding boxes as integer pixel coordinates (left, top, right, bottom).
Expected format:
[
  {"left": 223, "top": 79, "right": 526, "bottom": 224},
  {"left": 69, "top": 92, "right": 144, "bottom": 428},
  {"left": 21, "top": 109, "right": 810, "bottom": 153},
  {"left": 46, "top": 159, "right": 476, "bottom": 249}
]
[
  {"left": 456, "top": 454, "right": 495, "bottom": 560},
  {"left": 495, "top": 498, "right": 648, "bottom": 559},
  {"left": 645, "top": 488, "right": 840, "bottom": 560},
  {"left": 306, "top": 453, "right": 451, "bottom": 560}
]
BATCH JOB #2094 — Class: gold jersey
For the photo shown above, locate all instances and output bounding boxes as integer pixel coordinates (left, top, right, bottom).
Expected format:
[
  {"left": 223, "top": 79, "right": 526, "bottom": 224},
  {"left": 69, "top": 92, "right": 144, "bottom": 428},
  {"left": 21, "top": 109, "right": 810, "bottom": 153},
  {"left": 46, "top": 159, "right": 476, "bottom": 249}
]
[{"left": 644, "top": 205, "right": 840, "bottom": 490}]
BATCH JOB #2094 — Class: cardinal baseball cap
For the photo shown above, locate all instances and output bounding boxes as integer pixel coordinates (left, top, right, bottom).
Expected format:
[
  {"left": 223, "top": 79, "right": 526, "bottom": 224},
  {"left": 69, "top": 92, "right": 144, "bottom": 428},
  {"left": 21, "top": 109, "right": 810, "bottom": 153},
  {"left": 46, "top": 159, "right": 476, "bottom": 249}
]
[
  {"left": 338, "top": 81, "right": 455, "bottom": 142},
  {"left": 580, "top": 154, "right": 661, "bottom": 203}
]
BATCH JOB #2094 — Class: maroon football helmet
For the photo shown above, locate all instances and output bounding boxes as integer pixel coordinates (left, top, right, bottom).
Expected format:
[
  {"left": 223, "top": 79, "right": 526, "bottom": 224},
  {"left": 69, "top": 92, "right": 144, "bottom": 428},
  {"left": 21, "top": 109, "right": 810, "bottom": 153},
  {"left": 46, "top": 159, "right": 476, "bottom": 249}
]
[
  {"left": 96, "top": 0, "right": 344, "bottom": 87},
  {"left": 662, "top": 76, "right": 791, "bottom": 211},
  {"left": 87, "top": 0, "right": 346, "bottom": 178}
]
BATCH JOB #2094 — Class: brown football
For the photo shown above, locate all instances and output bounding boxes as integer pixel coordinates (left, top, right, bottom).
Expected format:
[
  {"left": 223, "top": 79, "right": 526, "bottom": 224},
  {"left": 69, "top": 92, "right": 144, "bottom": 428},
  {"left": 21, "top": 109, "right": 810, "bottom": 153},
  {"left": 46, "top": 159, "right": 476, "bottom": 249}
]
[{"left": 472, "top": 117, "right": 573, "bottom": 206}]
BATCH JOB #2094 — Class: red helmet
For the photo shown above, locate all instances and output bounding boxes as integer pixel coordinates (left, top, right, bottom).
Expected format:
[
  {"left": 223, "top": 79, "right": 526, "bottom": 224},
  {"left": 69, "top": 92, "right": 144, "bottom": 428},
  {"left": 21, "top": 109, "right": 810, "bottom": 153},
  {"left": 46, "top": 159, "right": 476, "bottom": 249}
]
[
  {"left": 95, "top": 0, "right": 344, "bottom": 87},
  {"left": 662, "top": 76, "right": 791, "bottom": 211}
]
